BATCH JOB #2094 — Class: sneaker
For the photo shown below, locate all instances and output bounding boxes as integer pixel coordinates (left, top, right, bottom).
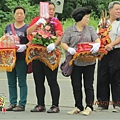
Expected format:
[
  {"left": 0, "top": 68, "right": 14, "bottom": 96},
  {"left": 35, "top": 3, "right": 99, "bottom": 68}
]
[
  {"left": 67, "top": 107, "right": 81, "bottom": 114},
  {"left": 6, "top": 104, "right": 16, "bottom": 111},
  {"left": 81, "top": 107, "right": 92, "bottom": 116},
  {"left": 112, "top": 106, "right": 120, "bottom": 113},
  {"left": 47, "top": 105, "right": 60, "bottom": 113},
  {"left": 13, "top": 105, "right": 25, "bottom": 111},
  {"left": 30, "top": 105, "right": 46, "bottom": 112},
  {"left": 95, "top": 106, "right": 108, "bottom": 112}
]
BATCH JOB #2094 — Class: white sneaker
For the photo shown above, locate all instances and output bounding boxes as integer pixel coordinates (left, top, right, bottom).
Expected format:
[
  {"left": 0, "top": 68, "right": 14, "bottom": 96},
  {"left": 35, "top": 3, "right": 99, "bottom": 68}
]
[
  {"left": 81, "top": 107, "right": 92, "bottom": 116},
  {"left": 112, "top": 106, "right": 120, "bottom": 113},
  {"left": 67, "top": 107, "right": 80, "bottom": 114}
]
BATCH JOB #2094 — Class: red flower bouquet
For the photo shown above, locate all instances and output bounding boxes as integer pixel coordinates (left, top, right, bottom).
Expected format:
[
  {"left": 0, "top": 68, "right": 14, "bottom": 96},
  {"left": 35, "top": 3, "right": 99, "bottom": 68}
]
[
  {"left": 28, "top": 17, "right": 58, "bottom": 47},
  {"left": 26, "top": 18, "right": 62, "bottom": 71}
]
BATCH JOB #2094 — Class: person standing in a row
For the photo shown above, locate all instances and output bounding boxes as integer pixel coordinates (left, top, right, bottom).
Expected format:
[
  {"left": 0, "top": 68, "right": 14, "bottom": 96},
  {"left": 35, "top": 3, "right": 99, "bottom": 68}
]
[
  {"left": 97, "top": 1, "right": 120, "bottom": 112},
  {"left": 27, "top": 1, "right": 63, "bottom": 113},
  {"left": 5, "top": 6, "right": 29, "bottom": 111},
  {"left": 61, "top": 7, "right": 100, "bottom": 115}
]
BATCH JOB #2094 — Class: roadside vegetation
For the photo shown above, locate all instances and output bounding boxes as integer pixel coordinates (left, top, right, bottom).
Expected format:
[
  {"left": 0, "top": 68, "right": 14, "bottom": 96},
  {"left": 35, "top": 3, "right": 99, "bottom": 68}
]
[{"left": 0, "top": 0, "right": 111, "bottom": 36}]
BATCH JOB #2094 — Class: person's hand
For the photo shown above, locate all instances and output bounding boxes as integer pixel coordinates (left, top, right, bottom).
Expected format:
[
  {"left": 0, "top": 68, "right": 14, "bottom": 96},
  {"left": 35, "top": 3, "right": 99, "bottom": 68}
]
[
  {"left": 89, "top": 43, "right": 100, "bottom": 53},
  {"left": 16, "top": 44, "right": 27, "bottom": 52},
  {"left": 36, "top": 18, "right": 46, "bottom": 26},
  {"left": 105, "top": 43, "right": 113, "bottom": 51},
  {"left": 46, "top": 43, "right": 55, "bottom": 53},
  {"left": 67, "top": 47, "right": 76, "bottom": 55}
]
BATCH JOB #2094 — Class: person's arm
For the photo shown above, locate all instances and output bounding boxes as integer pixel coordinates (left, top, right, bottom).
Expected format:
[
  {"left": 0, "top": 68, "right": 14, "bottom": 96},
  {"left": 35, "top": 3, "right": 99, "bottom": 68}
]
[
  {"left": 27, "top": 24, "right": 38, "bottom": 35},
  {"left": 105, "top": 37, "right": 120, "bottom": 51},
  {"left": 61, "top": 42, "right": 69, "bottom": 51},
  {"left": 61, "top": 28, "right": 76, "bottom": 56},
  {"left": 89, "top": 26, "right": 101, "bottom": 53},
  {"left": 27, "top": 17, "right": 46, "bottom": 35},
  {"left": 94, "top": 38, "right": 101, "bottom": 43},
  {"left": 89, "top": 38, "right": 101, "bottom": 54},
  {"left": 61, "top": 42, "right": 76, "bottom": 55},
  {"left": 111, "top": 36, "right": 120, "bottom": 46},
  {"left": 54, "top": 35, "right": 62, "bottom": 46},
  {"left": 46, "top": 19, "right": 63, "bottom": 53},
  {"left": 46, "top": 33, "right": 63, "bottom": 53},
  {"left": 54, "top": 20, "right": 63, "bottom": 46}
]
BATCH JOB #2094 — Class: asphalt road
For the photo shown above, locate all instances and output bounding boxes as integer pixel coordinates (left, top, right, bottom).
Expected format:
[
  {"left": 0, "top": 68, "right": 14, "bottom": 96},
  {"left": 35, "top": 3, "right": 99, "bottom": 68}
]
[{"left": 0, "top": 59, "right": 119, "bottom": 120}]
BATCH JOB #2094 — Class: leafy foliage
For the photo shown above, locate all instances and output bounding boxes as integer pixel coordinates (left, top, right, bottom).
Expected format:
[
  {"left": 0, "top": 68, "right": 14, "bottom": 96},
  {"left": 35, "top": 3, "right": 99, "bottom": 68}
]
[
  {"left": 0, "top": 0, "right": 39, "bottom": 36},
  {"left": 0, "top": 0, "right": 114, "bottom": 37}
]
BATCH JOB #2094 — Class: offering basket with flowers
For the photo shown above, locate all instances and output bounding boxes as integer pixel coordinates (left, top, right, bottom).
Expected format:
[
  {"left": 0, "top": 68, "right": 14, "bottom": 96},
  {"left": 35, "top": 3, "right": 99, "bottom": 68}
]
[
  {"left": 0, "top": 34, "right": 19, "bottom": 71},
  {"left": 69, "top": 10, "right": 111, "bottom": 65},
  {"left": 26, "top": 17, "right": 62, "bottom": 71},
  {"left": 69, "top": 42, "right": 108, "bottom": 65}
]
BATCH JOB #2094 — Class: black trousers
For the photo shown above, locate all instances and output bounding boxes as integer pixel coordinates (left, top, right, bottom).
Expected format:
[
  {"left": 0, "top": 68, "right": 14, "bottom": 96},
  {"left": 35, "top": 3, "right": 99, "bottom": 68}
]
[
  {"left": 32, "top": 60, "right": 60, "bottom": 107},
  {"left": 71, "top": 63, "right": 95, "bottom": 111},
  {"left": 97, "top": 49, "right": 120, "bottom": 108}
]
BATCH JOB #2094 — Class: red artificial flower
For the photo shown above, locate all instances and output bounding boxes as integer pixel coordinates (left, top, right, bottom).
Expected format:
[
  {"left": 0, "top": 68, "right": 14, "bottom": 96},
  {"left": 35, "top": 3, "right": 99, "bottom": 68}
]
[
  {"left": 30, "top": 17, "right": 57, "bottom": 46},
  {"left": 45, "top": 25, "right": 51, "bottom": 30}
]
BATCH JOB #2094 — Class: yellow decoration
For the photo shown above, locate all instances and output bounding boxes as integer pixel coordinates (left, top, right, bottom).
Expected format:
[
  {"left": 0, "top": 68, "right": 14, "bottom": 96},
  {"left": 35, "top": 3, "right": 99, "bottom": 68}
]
[
  {"left": 0, "top": 49, "right": 16, "bottom": 72},
  {"left": 26, "top": 45, "right": 61, "bottom": 71}
]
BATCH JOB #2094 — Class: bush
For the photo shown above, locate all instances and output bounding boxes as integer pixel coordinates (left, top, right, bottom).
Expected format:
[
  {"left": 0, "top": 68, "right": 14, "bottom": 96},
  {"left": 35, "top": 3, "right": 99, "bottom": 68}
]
[{"left": 62, "top": 17, "right": 99, "bottom": 31}]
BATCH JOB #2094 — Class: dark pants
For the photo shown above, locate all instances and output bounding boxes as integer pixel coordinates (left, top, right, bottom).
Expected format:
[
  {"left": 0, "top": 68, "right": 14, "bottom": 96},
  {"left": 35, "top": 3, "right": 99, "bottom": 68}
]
[
  {"left": 71, "top": 63, "right": 95, "bottom": 111},
  {"left": 97, "top": 49, "right": 120, "bottom": 108},
  {"left": 32, "top": 60, "right": 60, "bottom": 107}
]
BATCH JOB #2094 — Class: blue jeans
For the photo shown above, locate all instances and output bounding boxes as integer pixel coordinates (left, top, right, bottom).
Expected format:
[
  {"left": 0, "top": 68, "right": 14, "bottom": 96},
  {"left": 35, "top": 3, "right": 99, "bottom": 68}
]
[{"left": 7, "top": 60, "right": 28, "bottom": 107}]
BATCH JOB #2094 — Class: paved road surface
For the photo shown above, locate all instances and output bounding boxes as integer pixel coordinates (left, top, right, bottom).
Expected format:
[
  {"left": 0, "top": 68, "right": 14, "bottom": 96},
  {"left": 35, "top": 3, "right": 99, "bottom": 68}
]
[{"left": 0, "top": 59, "right": 119, "bottom": 120}]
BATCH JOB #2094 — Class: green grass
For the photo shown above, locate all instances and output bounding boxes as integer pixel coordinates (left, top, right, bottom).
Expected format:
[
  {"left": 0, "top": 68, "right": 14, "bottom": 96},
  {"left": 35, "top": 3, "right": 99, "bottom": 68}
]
[
  {"left": 62, "top": 18, "right": 75, "bottom": 30},
  {"left": 62, "top": 17, "right": 99, "bottom": 31}
]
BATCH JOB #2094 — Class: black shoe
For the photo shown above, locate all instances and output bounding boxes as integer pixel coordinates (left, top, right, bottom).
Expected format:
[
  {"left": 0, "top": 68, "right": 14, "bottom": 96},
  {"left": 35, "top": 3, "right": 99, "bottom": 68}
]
[
  {"left": 47, "top": 105, "right": 60, "bottom": 113},
  {"left": 95, "top": 106, "right": 108, "bottom": 112},
  {"left": 6, "top": 104, "right": 16, "bottom": 111},
  {"left": 13, "top": 105, "right": 25, "bottom": 111},
  {"left": 30, "top": 105, "right": 46, "bottom": 112}
]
